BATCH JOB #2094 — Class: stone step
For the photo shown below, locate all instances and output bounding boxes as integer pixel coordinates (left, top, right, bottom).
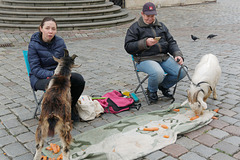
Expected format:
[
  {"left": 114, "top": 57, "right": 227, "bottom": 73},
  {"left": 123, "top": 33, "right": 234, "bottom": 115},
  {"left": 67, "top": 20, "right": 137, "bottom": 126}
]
[
  {"left": 0, "top": 14, "right": 135, "bottom": 30},
  {"left": 0, "top": 5, "right": 121, "bottom": 18},
  {"left": 0, "top": 0, "right": 135, "bottom": 30},
  {"left": 0, "top": 2, "right": 114, "bottom": 12},
  {"left": 0, "top": 10, "right": 129, "bottom": 24},
  {"left": 1, "top": 0, "right": 105, "bottom": 6},
  {"left": 12, "top": 0, "right": 86, "bottom": 0}
]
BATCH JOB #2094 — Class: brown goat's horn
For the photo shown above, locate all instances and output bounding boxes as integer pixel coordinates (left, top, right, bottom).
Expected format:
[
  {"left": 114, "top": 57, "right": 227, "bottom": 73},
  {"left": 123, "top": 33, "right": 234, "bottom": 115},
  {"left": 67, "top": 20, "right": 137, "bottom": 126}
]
[
  {"left": 64, "top": 49, "right": 69, "bottom": 57},
  {"left": 193, "top": 89, "right": 201, "bottom": 103},
  {"left": 187, "top": 90, "right": 192, "bottom": 104},
  {"left": 71, "top": 54, "right": 78, "bottom": 60}
]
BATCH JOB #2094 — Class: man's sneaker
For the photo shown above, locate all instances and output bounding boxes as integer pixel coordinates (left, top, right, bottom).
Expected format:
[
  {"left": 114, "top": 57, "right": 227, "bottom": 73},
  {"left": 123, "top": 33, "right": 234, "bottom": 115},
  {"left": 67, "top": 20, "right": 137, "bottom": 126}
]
[
  {"left": 158, "top": 86, "right": 173, "bottom": 98},
  {"left": 147, "top": 89, "right": 158, "bottom": 103}
]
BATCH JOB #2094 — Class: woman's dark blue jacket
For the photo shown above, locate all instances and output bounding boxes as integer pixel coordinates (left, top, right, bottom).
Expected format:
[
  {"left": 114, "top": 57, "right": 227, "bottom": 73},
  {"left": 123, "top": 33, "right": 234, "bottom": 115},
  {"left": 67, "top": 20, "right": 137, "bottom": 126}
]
[{"left": 28, "top": 32, "right": 67, "bottom": 90}]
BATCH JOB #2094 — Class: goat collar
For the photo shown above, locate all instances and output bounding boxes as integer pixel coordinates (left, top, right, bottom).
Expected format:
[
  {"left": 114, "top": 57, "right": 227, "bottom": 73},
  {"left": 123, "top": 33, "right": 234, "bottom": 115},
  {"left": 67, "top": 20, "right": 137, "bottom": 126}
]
[{"left": 194, "top": 81, "right": 213, "bottom": 92}]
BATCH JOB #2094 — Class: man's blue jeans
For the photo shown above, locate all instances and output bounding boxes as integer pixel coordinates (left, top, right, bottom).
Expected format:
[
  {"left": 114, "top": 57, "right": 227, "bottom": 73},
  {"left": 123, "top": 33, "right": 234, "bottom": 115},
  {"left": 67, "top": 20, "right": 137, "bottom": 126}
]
[{"left": 136, "top": 57, "right": 187, "bottom": 93}]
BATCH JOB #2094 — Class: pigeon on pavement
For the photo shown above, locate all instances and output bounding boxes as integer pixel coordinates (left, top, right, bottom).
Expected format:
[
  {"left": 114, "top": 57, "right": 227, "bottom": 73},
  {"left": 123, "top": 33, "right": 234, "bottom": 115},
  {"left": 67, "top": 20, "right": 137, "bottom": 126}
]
[
  {"left": 207, "top": 34, "right": 217, "bottom": 39},
  {"left": 191, "top": 35, "right": 200, "bottom": 41}
]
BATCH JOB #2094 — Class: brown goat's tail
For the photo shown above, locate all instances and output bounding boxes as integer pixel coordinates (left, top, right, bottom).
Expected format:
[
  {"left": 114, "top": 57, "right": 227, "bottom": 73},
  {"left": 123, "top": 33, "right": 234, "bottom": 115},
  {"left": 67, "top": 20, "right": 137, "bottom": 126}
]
[{"left": 47, "top": 113, "right": 59, "bottom": 137}]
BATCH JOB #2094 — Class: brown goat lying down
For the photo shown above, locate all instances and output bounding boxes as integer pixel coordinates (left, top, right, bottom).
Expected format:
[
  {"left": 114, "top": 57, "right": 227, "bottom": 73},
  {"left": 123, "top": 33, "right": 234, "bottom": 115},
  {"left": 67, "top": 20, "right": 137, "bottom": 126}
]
[{"left": 33, "top": 49, "right": 78, "bottom": 160}]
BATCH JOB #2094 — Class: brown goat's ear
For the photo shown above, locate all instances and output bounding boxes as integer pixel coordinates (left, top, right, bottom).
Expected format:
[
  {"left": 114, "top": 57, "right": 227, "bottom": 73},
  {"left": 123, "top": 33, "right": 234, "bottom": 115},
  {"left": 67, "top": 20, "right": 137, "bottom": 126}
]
[
  {"left": 53, "top": 56, "right": 61, "bottom": 63},
  {"left": 73, "top": 64, "right": 81, "bottom": 68},
  {"left": 64, "top": 49, "right": 69, "bottom": 57},
  {"left": 71, "top": 54, "right": 78, "bottom": 60}
]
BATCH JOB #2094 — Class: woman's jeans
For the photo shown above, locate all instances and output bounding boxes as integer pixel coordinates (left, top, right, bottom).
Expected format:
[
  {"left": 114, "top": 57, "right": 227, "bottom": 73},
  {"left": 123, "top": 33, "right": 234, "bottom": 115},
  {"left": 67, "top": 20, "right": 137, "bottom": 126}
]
[{"left": 136, "top": 57, "right": 187, "bottom": 93}]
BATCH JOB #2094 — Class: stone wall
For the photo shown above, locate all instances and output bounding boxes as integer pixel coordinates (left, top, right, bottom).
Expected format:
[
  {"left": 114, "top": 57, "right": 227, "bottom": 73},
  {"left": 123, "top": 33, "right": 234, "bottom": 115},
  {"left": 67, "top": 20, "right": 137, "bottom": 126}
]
[{"left": 125, "top": 0, "right": 216, "bottom": 9}]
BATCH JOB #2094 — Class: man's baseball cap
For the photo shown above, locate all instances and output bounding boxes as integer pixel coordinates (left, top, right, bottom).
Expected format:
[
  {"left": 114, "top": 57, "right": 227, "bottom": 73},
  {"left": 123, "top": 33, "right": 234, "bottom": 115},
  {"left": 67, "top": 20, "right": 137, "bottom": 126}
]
[{"left": 142, "top": 2, "right": 157, "bottom": 15}]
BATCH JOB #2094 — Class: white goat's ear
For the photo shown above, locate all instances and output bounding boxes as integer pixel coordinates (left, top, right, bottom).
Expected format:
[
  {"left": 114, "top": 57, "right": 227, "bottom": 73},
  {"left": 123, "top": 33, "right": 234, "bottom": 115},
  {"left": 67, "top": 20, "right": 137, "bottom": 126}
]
[
  {"left": 181, "top": 99, "right": 188, "bottom": 106},
  {"left": 202, "top": 101, "right": 207, "bottom": 110},
  {"left": 53, "top": 56, "right": 61, "bottom": 63},
  {"left": 198, "top": 97, "right": 208, "bottom": 109}
]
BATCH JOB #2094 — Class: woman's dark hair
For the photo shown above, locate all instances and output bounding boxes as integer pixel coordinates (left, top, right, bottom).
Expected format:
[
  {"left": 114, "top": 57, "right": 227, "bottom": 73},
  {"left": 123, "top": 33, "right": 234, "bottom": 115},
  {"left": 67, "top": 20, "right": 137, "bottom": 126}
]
[{"left": 39, "top": 17, "right": 57, "bottom": 31}]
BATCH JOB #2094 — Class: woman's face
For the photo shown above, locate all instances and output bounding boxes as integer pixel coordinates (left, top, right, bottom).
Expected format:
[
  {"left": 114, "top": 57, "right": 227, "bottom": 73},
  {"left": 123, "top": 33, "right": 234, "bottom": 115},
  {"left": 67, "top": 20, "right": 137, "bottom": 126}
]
[
  {"left": 141, "top": 12, "right": 155, "bottom": 24},
  {"left": 40, "top": 20, "right": 57, "bottom": 43}
]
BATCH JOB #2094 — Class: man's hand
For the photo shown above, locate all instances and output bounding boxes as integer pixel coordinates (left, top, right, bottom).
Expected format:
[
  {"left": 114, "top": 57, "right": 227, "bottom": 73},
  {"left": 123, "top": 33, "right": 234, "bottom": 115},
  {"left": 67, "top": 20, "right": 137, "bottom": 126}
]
[
  {"left": 175, "top": 56, "right": 183, "bottom": 65},
  {"left": 146, "top": 38, "right": 158, "bottom": 47}
]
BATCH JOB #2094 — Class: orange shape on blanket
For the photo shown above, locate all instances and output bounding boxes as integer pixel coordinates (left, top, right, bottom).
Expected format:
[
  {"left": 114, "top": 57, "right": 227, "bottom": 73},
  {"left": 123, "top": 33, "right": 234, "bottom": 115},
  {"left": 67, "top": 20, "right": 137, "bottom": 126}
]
[
  {"left": 213, "top": 108, "right": 219, "bottom": 113},
  {"left": 46, "top": 146, "right": 53, "bottom": 151},
  {"left": 57, "top": 153, "right": 63, "bottom": 160},
  {"left": 212, "top": 116, "right": 218, "bottom": 119},
  {"left": 41, "top": 155, "right": 47, "bottom": 160},
  {"left": 143, "top": 127, "right": 159, "bottom": 131},
  {"left": 49, "top": 143, "right": 60, "bottom": 154},
  {"left": 190, "top": 115, "right": 199, "bottom": 121},
  {"left": 161, "top": 124, "right": 168, "bottom": 129},
  {"left": 173, "top": 109, "right": 180, "bottom": 112},
  {"left": 163, "top": 135, "right": 169, "bottom": 138}
]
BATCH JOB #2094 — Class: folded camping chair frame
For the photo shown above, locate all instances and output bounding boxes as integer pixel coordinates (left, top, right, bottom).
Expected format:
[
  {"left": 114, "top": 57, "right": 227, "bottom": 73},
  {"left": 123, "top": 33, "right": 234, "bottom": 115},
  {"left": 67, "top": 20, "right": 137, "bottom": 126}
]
[
  {"left": 131, "top": 55, "right": 188, "bottom": 105},
  {"left": 23, "top": 50, "right": 44, "bottom": 119},
  {"left": 131, "top": 55, "right": 150, "bottom": 105}
]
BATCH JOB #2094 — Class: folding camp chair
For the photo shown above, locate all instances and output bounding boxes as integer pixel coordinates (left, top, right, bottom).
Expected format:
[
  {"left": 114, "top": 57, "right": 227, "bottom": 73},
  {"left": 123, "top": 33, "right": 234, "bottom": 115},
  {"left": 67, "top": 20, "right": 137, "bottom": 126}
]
[
  {"left": 23, "top": 50, "right": 44, "bottom": 118},
  {"left": 131, "top": 55, "right": 150, "bottom": 105}
]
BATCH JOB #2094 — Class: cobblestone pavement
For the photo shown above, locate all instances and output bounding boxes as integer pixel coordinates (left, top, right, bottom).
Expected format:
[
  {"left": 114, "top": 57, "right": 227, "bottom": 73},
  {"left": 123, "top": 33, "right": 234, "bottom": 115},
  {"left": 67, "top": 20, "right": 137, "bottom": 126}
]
[{"left": 0, "top": 0, "right": 240, "bottom": 159}]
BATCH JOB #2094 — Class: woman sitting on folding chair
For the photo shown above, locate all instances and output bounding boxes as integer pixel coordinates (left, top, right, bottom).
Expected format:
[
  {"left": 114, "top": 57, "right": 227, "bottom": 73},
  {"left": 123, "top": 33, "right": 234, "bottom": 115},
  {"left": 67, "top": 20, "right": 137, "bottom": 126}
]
[
  {"left": 124, "top": 2, "right": 186, "bottom": 103},
  {"left": 28, "top": 17, "right": 85, "bottom": 121}
]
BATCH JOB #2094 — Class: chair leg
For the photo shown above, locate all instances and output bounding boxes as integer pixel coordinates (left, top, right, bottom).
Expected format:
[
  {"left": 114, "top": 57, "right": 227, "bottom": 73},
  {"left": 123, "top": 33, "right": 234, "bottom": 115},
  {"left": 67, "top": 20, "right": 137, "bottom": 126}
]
[
  {"left": 134, "top": 75, "right": 149, "bottom": 93},
  {"left": 140, "top": 82, "right": 151, "bottom": 105},
  {"left": 32, "top": 90, "right": 44, "bottom": 119},
  {"left": 132, "top": 59, "right": 150, "bottom": 105},
  {"left": 134, "top": 73, "right": 150, "bottom": 105}
]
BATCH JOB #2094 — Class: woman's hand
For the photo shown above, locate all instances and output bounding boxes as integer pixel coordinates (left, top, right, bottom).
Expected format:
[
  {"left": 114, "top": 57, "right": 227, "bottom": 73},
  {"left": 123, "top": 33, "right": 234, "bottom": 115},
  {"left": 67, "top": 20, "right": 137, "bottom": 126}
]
[
  {"left": 146, "top": 38, "right": 158, "bottom": 47},
  {"left": 175, "top": 56, "right": 183, "bottom": 65}
]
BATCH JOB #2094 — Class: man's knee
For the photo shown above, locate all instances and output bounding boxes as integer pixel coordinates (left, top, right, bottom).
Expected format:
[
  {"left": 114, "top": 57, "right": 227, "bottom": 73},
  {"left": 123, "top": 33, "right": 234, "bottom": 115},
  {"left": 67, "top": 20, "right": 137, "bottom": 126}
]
[
  {"left": 178, "top": 67, "right": 187, "bottom": 80},
  {"left": 150, "top": 70, "right": 166, "bottom": 81}
]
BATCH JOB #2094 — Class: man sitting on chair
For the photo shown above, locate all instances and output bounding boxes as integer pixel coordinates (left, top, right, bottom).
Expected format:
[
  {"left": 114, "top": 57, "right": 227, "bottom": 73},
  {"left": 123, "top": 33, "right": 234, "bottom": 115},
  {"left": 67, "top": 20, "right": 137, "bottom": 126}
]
[{"left": 124, "top": 2, "right": 186, "bottom": 103}]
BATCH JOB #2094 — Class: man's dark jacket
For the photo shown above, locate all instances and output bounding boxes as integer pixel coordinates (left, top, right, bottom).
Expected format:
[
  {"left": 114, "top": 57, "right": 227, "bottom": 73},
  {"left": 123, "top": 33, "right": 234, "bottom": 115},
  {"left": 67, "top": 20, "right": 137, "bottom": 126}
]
[
  {"left": 28, "top": 32, "right": 66, "bottom": 90},
  {"left": 124, "top": 17, "right": 183, "bottom": 63}
]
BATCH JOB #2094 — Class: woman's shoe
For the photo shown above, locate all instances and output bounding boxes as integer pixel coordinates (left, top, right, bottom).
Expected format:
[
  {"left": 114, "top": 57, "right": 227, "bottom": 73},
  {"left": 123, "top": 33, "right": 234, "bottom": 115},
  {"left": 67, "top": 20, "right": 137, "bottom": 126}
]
[{"left": 71, "top": 106, "right": 80, "bottom": 122}]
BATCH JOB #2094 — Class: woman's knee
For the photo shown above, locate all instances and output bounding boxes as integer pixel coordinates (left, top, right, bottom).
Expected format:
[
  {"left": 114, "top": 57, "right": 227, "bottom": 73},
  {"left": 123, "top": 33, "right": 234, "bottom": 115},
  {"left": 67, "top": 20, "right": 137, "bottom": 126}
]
[{"left": 71, "top": 72, "right": 85, "bottom": 87}]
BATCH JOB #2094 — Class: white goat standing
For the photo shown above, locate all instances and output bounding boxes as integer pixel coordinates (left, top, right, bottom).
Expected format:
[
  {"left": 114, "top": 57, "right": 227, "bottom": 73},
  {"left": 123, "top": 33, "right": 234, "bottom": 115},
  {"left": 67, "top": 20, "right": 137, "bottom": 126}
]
[{"left": 182, "top": 54, "right": 221, "bottom": 115}]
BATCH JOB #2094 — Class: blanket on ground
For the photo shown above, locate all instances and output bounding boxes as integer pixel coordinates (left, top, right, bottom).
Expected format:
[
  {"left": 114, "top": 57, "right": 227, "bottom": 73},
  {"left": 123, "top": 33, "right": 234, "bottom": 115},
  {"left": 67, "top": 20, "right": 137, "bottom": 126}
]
[{"left": 42, "top": 103, "right": 216, "bottom": 160}]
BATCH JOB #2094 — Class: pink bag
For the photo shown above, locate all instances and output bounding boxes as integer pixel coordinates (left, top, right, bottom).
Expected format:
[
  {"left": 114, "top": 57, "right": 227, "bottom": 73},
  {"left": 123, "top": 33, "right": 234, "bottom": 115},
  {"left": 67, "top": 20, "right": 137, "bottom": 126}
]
[{"left": 97, "top": 90, "right": 136, "bottom": 114}]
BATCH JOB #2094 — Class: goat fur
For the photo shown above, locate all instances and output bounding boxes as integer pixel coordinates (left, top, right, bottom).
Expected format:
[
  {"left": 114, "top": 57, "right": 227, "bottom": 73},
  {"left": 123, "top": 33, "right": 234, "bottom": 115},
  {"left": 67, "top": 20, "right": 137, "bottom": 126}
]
[
  {"left": 33, "top": 49, "right": 78, "bottom": 160},
  {"left": 181, "top": 54, "right": 221, "bottom": 115}
]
